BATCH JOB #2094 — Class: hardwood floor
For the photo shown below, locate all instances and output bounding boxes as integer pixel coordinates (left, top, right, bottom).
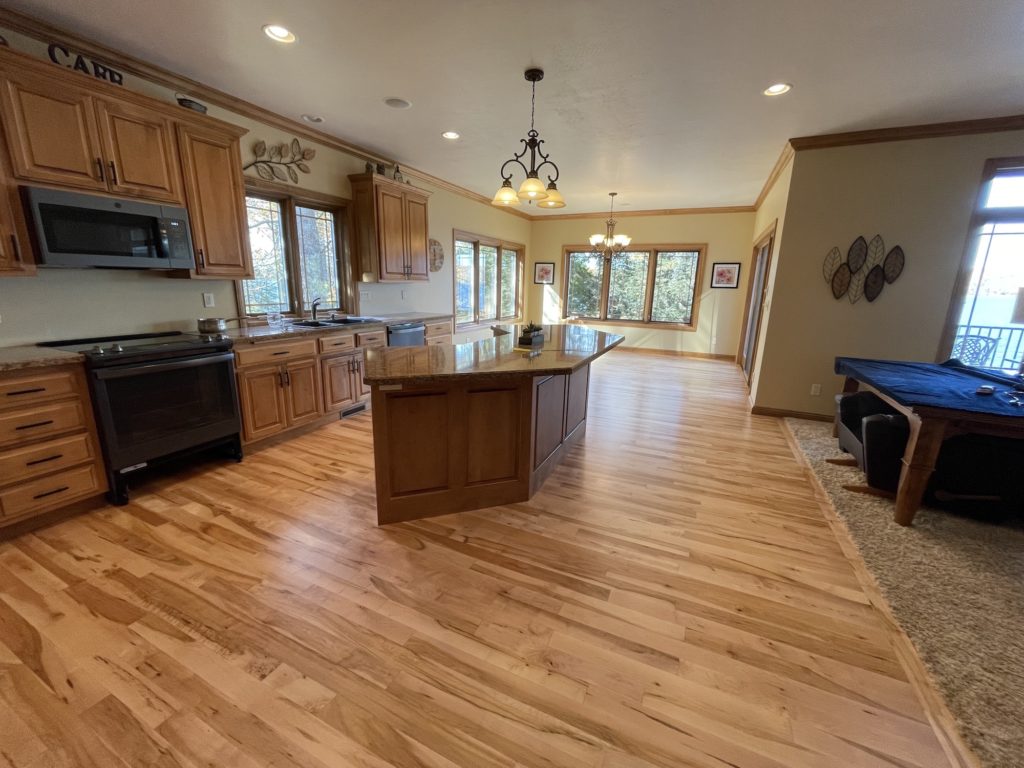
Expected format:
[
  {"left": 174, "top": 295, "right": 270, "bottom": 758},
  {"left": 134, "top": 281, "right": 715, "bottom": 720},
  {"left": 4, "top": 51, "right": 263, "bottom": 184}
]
[{"left": 0, "top": 351, "right": 972, "bottom": 768}]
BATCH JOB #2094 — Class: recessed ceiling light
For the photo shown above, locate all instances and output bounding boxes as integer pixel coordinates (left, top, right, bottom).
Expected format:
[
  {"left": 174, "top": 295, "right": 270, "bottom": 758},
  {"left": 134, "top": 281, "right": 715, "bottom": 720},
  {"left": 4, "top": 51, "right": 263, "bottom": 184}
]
[
  {"left": 384, "top": 97, "right": 412, "bottom": 109},
  {"left": 441, "top": 131, "right": 460, "bottom": 140},
  {"left": 263, "top": 24, "right": 295, "bottom": 43},
  {"left": 763, "top": 82, "right": 792, "bottom": 96},
  {"left": 302, "top": 114, "right": 324, "bottom": 124}
]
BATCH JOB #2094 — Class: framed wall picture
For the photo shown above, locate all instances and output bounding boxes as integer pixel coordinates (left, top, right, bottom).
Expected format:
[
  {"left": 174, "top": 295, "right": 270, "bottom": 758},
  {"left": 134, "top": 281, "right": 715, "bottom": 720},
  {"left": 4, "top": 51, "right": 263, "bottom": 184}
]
[
  {"left": 534, "top": 262, "right": 555, "bottom": 284},
  {"left": 710, "top": 262, "right": 741, "bottom": 289}
]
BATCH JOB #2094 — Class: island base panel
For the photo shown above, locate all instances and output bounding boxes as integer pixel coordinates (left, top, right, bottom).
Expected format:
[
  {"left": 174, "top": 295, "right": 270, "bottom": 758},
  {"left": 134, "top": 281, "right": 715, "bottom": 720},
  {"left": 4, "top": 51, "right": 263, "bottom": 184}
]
[{"left": 371, "top": 364, "right": 593, "bottom": 524}]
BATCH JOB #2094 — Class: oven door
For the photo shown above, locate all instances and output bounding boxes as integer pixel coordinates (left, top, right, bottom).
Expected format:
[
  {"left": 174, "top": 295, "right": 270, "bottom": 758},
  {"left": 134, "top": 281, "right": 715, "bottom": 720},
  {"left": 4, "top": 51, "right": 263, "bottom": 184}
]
[{"left": 90, "top": 352, "right": 241, "bottom": 470}]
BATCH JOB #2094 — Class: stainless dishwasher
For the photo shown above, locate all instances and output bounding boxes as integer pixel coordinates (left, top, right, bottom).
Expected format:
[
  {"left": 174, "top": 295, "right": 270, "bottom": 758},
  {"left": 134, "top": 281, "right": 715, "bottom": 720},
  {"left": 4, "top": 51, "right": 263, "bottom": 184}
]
[{"left": 387, "top": 322, "right": 426, "bottom": 346}]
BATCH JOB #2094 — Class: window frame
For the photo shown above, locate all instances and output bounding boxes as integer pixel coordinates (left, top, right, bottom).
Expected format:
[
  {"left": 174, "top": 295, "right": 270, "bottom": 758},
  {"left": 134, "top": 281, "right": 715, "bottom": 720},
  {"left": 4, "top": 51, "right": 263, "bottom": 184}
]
[
  {"left": 236, "top": 179, "right": 352, "bottom": 318},
  {"left": 560, "top": 243, "right": 708, "bottom": 330},
  {"left": 938, "top": 156, "right": 1024, "bottom": 360},
  {"left": 452, "top": 229, "right": 525, "bottom": 329}
]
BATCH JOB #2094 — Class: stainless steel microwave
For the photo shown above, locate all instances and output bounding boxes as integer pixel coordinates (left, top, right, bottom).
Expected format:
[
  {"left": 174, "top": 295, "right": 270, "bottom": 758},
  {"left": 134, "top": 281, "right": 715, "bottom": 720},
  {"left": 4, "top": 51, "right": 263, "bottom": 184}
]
[{"left": 23, "top": 186, "right": 196, "bottom": 270}]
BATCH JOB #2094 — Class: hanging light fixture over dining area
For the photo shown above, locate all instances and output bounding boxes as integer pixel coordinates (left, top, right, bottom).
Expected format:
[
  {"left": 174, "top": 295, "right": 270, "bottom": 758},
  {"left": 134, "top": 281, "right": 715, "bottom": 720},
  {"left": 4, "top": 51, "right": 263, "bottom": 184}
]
[
  {"left": 491, "top": 68, "right": 566, "bottom": 209},
  {"left": 590, "top": 192, "right": 631, "bottom": 256}
]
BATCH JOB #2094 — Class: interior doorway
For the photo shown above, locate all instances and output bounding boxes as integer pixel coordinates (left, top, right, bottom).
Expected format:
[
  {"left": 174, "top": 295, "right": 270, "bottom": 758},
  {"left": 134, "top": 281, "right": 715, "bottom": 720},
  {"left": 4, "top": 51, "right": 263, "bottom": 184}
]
[{"left": 738, "top": 223, "right": 776, "bottom": 384}]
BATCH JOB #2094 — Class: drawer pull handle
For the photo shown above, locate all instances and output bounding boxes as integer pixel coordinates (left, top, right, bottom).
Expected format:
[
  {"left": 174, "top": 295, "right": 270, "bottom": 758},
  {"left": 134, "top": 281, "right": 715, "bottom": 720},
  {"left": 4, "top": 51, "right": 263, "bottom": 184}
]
[
  {"left": 271, "top": 351, "right": 290, "bottom": 356},
  {"left": 16, "top": 419, "right": 55, "bottom": 431},
  {"left": 6, "top": 387, "right": 46, "bottom": 396},
  {"left": 26, "top": 454, "right": 63, "bottom": 467},
  {"left": 33, "top": 485, "right": 69, "bottom": 500}
]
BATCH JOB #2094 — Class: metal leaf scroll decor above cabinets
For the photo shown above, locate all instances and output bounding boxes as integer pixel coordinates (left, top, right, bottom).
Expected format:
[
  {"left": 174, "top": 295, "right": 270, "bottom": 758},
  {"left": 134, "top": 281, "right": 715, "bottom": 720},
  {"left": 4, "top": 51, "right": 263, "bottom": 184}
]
[
  {"left": 243, "top": 138, "right": 316, "bottom": 184},
  {"left": 822, "top": 234, "right": 906, "bottom": 304}
]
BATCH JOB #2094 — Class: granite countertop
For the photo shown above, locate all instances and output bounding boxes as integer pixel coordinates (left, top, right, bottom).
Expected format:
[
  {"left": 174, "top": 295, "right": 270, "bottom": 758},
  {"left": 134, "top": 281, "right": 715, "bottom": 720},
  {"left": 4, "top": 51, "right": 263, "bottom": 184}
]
[
  {"left": 363, "top": 324, "right": 624, "bottom": 384},
  {"left": 228, "top": 312, "right": 453, "bottom": 344},
  {"left": 0, "top": 345, "right": 84, "bottom": 373}
]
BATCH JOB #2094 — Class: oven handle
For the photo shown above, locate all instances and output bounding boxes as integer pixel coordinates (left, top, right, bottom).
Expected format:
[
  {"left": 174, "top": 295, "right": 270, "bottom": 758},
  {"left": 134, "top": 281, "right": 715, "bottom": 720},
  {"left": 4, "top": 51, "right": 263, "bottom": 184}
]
[{"left": 93, "top": 351, "right": 236, "bottom": 379}]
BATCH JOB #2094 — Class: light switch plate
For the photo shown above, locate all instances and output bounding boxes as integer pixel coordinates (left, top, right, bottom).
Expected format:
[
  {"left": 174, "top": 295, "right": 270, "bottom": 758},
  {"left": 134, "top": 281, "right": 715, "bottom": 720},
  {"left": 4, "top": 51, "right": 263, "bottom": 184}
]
[{"left": 202, "top": 292, "right": 215, "bottom": 308}]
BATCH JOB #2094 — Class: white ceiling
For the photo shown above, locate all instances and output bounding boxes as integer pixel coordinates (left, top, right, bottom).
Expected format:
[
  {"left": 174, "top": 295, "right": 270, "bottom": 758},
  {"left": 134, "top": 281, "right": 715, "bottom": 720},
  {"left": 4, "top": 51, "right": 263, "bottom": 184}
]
[{"left": 8, "top": 0, "right": 1024, "bottom": 214}]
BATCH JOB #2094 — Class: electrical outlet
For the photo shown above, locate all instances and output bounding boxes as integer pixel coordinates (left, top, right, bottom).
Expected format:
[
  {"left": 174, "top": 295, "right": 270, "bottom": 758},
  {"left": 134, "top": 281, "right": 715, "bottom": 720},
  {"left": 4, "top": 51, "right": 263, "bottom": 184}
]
[
  {"left": 359, "top": 290, "right": 371, "bottom": 301},
  {"left": 810, "top": 383, "right": 822, "bottom": 396},
  {"left": 401, "top": 289, "right": 407, "bottom": 300},
  {"left": 202, "top": 292, "right": 215, "bottom": 308}
]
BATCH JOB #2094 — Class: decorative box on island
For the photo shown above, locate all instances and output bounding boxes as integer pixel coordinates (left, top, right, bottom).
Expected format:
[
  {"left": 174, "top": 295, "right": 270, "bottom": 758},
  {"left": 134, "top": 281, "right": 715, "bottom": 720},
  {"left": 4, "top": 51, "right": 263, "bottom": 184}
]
[{"left": 518, "top": 322, "right": 545, "bottom": 347}]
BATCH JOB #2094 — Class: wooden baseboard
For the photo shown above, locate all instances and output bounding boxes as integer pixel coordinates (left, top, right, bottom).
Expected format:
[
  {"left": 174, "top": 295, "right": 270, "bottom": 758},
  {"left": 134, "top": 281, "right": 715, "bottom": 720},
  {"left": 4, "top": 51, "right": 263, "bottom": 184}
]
[
  {"left": 750, "top": 405, "right": 833, "bottom": 422},
  {"left": 617, "top": 346, "right": 736, "bottom": 361},
  {"left": 244, "top": 405, "right": 368, "bottom": 453}
]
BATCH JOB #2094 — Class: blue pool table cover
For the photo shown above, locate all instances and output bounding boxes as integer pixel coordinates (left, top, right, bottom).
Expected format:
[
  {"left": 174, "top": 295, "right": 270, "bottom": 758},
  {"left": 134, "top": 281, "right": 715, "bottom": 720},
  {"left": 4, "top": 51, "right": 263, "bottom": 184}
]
[{"left": 834, "top": 357, "right": 1024, "bottom": 418}]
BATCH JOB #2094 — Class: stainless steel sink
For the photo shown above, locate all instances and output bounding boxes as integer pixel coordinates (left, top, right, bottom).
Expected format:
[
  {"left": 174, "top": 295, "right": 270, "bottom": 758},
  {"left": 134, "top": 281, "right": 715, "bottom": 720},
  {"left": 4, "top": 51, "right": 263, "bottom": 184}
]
[
  {"left": 321, "top": 317, "right": 383, "bottom": 325},
  {"left": 291, "top": 320, "right": 330, "bottom": 328}
]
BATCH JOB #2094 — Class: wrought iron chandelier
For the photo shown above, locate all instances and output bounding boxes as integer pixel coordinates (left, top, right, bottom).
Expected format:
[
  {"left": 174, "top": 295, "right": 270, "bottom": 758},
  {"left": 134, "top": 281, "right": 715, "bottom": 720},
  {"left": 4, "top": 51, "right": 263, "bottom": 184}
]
[
  {"left": 590, "top": 193, "right": 631, "bottom": 257},
  {"left": 491, "top": 68, "right": 566, "bottom": 209}
]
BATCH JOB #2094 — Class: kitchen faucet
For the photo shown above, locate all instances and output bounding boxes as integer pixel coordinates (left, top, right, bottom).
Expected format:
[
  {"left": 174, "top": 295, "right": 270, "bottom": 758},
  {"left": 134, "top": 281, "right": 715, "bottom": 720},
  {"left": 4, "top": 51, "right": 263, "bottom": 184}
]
[{"left": 311, "top": 297, "right": 322, "bottom": 320}]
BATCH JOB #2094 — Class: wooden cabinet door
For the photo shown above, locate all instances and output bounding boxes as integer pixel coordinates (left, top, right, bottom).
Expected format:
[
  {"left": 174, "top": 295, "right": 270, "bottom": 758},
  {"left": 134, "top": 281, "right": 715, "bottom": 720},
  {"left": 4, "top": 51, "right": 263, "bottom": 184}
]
[
  {"left": 238, "top": 367, "right": 287, "bottom": 442},
  {"left": 353, "top": 350, "right": 372, "bottom": 398},
  {"left": 0, "top": 127, "right": 33, "bottom": 277},
  {"left": 404, "top": 194, "right": 429, "bottom": 280},
  {"left": 0, "top": 74, "right": 105, "bottom": 191},
  {"left": 284, "top": 359, "right": 322, "bottom": 426},
  {"left": 96, "top": 99, "right": 183, "bottom": 203},
  {"left": 177, "top": 124, "right": 252, "bottom": 277},
  {"left": 321, "top": 354, "right": 357, "bottom": 412},
  {"left": 376, "top": 186, "right": 407, "bottom": 280}
]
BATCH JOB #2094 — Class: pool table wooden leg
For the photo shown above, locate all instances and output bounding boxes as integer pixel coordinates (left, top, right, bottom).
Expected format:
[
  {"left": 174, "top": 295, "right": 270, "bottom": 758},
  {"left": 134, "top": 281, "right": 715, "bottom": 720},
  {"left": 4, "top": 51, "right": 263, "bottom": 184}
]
[{"left": 894, "top": 418, "right": 946, "bottom": 526}]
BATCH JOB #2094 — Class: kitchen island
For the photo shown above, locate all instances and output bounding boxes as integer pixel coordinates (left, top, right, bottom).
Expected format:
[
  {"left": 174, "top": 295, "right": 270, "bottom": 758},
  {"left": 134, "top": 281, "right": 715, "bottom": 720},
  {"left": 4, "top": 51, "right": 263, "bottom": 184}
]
[{"left": 363, "top": 324, "right": 623, "bottom": 524}]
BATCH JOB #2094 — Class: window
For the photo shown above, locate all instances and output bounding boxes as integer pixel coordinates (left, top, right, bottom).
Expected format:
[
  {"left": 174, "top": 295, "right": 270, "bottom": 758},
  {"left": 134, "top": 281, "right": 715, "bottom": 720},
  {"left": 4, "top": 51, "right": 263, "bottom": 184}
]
[
  {"left": 454, "top": 231, "right": 523, "bottom": 327},
  {"left": 948, "top": 159, "right": 1024, "bottom": 372},
  {"left": 563, "top": 245, "right": 705, "bottom": 328},
  {"left": 240, "top": 190, "right": 346, "bottom": 316}
]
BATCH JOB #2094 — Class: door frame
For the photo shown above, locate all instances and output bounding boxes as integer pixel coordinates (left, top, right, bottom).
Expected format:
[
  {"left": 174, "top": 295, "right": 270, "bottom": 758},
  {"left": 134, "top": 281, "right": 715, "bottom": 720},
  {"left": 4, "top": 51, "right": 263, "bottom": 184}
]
[{"left": 736, "top": 220, "right": 777, "bottom": 384}]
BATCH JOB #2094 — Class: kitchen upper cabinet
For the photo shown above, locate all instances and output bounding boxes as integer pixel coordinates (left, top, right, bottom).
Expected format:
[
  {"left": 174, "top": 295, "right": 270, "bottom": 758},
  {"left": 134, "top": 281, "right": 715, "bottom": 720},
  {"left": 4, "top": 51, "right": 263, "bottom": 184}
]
[
  {"left": 349, "top": 173, "right": 431, "bottom": 282},
  {"left": 0, "top": 73, "right": 106, "bottom": 191},
  {"left": 0, "top": 123, "right": 34, "bottom": 277},
  {"left": 178, "top": 123, "right": 253, "bottom": 278},
  {"left": 96, "top": 99, "right": 182, "bottom": 203}
]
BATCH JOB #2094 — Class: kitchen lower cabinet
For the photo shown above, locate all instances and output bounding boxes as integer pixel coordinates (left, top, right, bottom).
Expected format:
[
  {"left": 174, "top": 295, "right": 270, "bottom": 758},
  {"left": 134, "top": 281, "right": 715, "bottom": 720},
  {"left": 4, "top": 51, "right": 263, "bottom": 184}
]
[
  {"left": 322, "top": 354, "right": 359, "bottom": 412},
  {"left": 237, "top": 366, "right": 288, "bottom": 442},
  {"left": 283, "top": 358, "right": 322, "bottom": 427}
]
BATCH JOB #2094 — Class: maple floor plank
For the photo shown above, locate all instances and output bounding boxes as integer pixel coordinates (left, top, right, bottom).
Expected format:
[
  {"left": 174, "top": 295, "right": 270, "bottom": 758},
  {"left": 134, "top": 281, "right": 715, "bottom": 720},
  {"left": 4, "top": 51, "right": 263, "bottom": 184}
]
[{"left": 0, "top": 352, "right": 974, "bottom": 768}]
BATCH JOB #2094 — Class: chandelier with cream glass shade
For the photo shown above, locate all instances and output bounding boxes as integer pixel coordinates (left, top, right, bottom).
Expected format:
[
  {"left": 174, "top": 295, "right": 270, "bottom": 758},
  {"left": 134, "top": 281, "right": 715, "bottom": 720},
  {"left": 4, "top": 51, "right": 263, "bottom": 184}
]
[
  {"left": 491, "top": 68, "right": 565, "bottom": 209},
  {"left": 590, "top": 193, "right": 631, "bottom": 255}
]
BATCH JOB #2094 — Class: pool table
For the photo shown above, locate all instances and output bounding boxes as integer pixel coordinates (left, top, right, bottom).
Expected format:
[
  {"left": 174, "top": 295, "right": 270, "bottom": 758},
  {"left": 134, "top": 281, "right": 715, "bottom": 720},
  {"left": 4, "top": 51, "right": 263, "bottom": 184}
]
[{"left": 834, "top": 357, "right": 1024, "bottom": 525}]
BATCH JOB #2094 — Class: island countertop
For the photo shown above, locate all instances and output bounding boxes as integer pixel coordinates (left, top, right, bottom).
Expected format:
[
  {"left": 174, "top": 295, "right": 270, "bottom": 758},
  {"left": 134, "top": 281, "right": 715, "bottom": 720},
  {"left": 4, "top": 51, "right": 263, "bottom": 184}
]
[{"left": 363, "top": 324, "right": 624, "bottom": 384}]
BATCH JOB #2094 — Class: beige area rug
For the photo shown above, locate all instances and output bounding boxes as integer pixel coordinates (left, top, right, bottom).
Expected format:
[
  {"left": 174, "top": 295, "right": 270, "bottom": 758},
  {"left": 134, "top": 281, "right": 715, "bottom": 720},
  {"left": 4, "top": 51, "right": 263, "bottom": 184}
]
[{"left": 785, "top": 418, "right": 1024, "bottom": 768}]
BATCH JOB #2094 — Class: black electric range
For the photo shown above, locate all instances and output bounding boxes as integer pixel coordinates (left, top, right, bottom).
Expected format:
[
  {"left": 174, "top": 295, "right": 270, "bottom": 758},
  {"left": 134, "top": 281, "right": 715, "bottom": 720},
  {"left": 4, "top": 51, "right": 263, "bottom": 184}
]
[{"left": 38, "top": 331, "right": 242, "bottom": 505}]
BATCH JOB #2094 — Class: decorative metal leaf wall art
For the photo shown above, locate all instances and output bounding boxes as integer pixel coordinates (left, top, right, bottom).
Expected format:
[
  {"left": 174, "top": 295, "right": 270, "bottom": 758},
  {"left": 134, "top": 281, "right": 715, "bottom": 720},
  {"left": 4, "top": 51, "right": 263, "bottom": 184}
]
[
  {"left": 822, "top": 234, "right": 906, "bottom": 304},
  {"left": 847, "top": 236, "right": 867, "bottom": 273},
  {"left": 243, "top": 138, "right": 317, "bottom": 184},
  {"left": 883, "top": 246, "right": 905, "bottom": 283}
]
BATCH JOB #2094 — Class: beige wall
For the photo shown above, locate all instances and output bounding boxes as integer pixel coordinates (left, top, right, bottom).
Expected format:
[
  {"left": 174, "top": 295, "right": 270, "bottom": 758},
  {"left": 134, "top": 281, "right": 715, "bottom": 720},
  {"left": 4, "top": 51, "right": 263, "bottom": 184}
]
[
  {"left": 747, "top": 156, "right": 793, "bottom": 396},
  {"left": 525, "top": 212, "right": 755, "bottom": 355},
  {"left": 752, "top": 130, "right": 1024, "bottom": 416}
]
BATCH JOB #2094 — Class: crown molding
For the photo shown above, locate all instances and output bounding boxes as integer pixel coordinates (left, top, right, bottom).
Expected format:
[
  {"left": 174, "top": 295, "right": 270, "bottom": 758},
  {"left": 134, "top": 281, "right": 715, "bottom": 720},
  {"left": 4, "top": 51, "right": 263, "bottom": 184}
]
[
  {"left": 789, "top": 113, "right": 1024, "bottom": 151},
  {"left": 529, "top": 205, "right": 755, "bottom": 222},
  {"left": 753, "top": 143, "right": 794, "bottom": 209}
]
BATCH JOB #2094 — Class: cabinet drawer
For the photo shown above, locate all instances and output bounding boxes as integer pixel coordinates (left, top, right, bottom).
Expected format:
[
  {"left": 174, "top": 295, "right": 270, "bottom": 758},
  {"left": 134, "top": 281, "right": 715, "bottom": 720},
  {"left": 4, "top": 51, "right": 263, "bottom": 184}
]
[
  {"left": 318, "top": 334, "right": 355, "bottom": 354},
  {"left": 0, "top": 464, "right": 102, "bottom": 519},
  {"left": 425, "top": 320, "right": 452, "bottom": 337},
  {"left": 0, "top": 400, "right": 86, "bottom": 448},
  {"left": 0, "top": 369, "right": 78, "bottom": 405},
  {"left": 0, "top": 432, "right": 94, "bottom": 484},
  {"left": 235, "top": 339, "right": 316, "bottom": 367},
  {"left": 356, "top": 331, "right": 386, "bottom": 348},
  {"left": 426, "top": 335, "right": 451, "bottom": 346}
]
